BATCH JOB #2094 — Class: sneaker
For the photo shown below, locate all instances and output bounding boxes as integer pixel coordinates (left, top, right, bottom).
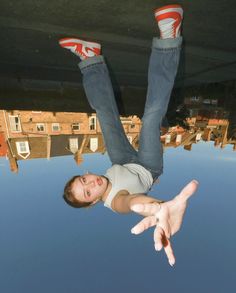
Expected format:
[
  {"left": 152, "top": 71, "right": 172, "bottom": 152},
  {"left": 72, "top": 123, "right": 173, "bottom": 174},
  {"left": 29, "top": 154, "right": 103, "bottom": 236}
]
[
  {"left": 59, "top": 38, "right": 101, "bottom": 60},
  {"left": 154, "top": 4, "right": 183, "bottom": 39}
]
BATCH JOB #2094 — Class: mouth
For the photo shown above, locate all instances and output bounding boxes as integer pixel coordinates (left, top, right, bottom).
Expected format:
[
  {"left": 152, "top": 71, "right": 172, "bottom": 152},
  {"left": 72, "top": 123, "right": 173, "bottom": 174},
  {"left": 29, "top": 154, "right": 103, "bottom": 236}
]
[{"left": 97, "top": 177, "right": 103, "bottom": 186}]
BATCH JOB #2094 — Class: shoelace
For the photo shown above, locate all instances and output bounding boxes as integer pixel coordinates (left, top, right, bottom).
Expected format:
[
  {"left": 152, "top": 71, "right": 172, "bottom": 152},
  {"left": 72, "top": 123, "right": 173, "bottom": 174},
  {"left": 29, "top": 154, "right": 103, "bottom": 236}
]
[{"left": 159, "top": 19, "right": 177, "bottom": 39}]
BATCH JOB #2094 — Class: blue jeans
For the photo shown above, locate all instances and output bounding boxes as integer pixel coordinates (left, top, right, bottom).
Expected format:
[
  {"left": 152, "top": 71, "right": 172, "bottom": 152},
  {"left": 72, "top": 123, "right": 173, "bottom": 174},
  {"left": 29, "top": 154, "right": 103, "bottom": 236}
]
[{"left": 79, "top": 37, "right": 182, "bottom": 180}]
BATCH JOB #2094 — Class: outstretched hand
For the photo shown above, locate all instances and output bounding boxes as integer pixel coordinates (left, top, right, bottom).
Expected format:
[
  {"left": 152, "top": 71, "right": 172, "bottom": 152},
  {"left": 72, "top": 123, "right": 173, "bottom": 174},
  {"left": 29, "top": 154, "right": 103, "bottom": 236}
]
[{"left": 130, "top": 180, "right": 199, "bottom": 266}]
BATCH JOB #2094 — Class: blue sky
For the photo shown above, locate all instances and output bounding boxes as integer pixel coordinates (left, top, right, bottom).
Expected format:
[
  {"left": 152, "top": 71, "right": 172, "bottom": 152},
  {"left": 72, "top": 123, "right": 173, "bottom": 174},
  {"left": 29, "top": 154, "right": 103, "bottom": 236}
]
[{"left": 0, "top": 142, "right": 235, "bottom": 293}]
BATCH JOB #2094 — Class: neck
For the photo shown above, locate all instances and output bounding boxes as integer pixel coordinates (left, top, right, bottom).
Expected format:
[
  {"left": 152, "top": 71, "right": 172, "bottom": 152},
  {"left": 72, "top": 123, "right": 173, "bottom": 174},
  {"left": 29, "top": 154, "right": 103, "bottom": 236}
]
[{"left": 101, "top": 176, "right": 112, "bottom": 202}]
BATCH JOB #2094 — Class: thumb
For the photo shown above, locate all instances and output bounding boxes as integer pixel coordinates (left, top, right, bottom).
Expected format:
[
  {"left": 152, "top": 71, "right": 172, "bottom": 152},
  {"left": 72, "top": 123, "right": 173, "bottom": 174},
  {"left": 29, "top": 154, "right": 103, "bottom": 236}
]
[{"left": 177, "top": 180, "right": 199, "bottom": 201}]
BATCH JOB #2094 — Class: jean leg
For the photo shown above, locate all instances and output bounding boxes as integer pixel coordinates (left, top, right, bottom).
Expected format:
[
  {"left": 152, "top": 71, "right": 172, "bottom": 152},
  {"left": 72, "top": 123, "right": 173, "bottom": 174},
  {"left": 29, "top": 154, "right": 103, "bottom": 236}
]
[
  {"left": 79, "top": 55, "right": 138, "bottom": 165},
  {"left": 138, "top": 37, "right": 182, "bottom": 179}
]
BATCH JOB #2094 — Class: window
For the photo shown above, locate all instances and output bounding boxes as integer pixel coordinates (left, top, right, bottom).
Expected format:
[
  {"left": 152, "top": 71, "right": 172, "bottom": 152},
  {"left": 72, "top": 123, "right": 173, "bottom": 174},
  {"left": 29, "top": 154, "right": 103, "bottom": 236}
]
[
  {"left": 121, "top": 119, "right": 132, "bottom": 124},
  {"left": 176, "top": 134, "right": 182, "bottom": 143},
  {"left": 89, "top": 138, "right": 98, "bottom": 152},
  {"left": 36, "top": 123, "right": 45, "bottom": 132},
  {"left": 16, "top": 141, "right": 29, "bottom": 154},
  {"left": 89, "top": 117, "right": 96, "bottom": 131},
  {"left": 212, "top": 99, "right": 218, "bottom": 105},
  {"left": 52, "top": 123, "right": 60, "bottom": 132},
  {"left": 9, "top": 115, "right": 21, "bottom": 132},
  {"left": 203, "top": 99, "right": 211, "bottom": 104},
  {"left": 189, "top": 109, "right": 198, "bottom": 117},
  {"left": 165, "top": 134, "right": 171, "bottom": 144},
  {"left": 196, "top": 133, "right": 202, "bottom": 141},
  {"left": 72, "top": 123, "right": 80, "bottom": 131},
  {"left": 69, "top": 138, "right": 78, "bottom": 153},
  {"left": 127, "top": 135, "right": 132, "bottom": 143},
  {"left": 191, "top": 96, "right": 200, "bottom": 102}
]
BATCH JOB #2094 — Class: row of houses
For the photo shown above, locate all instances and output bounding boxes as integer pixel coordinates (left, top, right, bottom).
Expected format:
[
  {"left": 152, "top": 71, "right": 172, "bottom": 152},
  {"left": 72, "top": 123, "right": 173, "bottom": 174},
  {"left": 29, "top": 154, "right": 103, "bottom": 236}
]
[
  {"left": 0, "top": 106, "right": 235, "bottom": 173},
  {"left": 0, "top": 110, "right": 141, "bottom": 172}
]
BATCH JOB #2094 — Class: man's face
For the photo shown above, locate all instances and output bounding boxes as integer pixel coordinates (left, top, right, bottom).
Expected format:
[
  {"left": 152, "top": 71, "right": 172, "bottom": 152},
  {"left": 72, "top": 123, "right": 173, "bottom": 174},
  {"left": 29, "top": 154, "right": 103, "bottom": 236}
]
[{"left": 71, "top": 174, "right": 109, "bottom": 203}]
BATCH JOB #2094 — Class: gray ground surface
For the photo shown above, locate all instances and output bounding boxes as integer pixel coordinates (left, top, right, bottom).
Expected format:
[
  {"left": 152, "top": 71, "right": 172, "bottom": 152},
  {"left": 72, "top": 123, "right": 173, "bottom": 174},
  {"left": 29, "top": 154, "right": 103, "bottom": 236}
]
[{"left": 0, "top": 0, "right": 235, "bottom": 111}]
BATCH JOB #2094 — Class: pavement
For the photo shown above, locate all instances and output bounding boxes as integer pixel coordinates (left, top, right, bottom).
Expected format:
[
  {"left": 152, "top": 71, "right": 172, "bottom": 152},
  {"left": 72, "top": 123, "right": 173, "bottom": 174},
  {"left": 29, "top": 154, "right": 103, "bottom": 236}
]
[{"left": 0, "top": 0, "right": 236, "bottom": 111}]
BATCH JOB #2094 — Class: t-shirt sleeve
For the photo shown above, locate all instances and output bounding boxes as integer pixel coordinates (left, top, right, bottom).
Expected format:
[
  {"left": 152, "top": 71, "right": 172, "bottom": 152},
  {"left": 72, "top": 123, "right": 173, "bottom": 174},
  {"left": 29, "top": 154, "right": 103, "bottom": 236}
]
[{"left": 104, "top": 190, "right": 130, "bottom": 213}]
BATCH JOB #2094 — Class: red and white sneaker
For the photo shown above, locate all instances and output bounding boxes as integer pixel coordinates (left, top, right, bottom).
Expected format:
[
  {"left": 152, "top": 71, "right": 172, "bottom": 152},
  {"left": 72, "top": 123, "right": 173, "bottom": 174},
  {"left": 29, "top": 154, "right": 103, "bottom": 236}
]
[
  {"left": 59, "top": 38, "right": 101, "bottom": 60},
  {"left": 154, "top": 4, "right": 183, "bottom": 39}
]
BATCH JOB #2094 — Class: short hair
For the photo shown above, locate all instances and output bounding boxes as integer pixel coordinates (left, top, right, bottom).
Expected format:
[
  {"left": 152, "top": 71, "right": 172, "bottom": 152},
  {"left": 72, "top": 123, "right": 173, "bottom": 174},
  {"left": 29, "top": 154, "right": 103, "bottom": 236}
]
[{"left": 63, "top": 175, "right": 93, "bottom": 208}]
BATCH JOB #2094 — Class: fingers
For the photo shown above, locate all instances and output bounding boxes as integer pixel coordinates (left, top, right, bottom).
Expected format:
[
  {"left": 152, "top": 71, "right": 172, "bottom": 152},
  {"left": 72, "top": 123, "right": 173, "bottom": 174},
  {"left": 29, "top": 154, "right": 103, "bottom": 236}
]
[
  {"left": 154, "top": 226, "right": 164, "bottom": 251},
  {"left": 131, "top": 203, "right": 161, "bottom": 215},
  {"left": 163, "top": 238, "right": 175, "bottom": 267},
  {"left": 132, "top": 218, "right": 176, "bottom": 266},
  {"left": 176, "top": 180, "right": 199, "bottom": 201},
  {"left": 159, "top": 221, "right": 171, "bottom": 239},
  {"left": 154, "top": 226, "right": 175, "bottom": 267},
  {"left": 131, "top": 215, "right": 157, "bottom": 235}
]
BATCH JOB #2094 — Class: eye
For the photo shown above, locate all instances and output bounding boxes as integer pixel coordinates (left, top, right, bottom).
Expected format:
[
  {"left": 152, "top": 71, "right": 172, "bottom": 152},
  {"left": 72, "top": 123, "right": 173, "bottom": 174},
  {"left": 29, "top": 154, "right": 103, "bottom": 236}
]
[
  {"left": 82, "top": 176, "right": 86, "bottom": 183},
  {"left": 86, "top": 191, "right": 91, "bottom": 197}
]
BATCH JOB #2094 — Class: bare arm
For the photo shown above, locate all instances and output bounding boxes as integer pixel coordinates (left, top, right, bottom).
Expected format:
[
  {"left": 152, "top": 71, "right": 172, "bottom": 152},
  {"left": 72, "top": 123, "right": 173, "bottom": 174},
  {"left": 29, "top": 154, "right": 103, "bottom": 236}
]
[{"left": 111, "top": 191, "right": 164, "bottom": 216}]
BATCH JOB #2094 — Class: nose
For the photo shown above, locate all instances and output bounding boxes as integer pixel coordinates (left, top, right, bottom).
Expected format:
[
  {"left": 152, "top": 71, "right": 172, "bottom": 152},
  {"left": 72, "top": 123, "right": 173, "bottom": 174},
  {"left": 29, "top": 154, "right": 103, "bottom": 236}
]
[{"left": 87, "top": 180, "right": 95, "bottom": 188}]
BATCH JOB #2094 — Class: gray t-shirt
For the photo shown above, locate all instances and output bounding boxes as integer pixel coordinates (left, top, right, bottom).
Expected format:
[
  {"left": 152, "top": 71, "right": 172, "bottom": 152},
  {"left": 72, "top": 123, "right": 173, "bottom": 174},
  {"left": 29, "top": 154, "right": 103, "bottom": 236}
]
[{"left": 104, "top": 163, "right": 153, "bottom": 211}]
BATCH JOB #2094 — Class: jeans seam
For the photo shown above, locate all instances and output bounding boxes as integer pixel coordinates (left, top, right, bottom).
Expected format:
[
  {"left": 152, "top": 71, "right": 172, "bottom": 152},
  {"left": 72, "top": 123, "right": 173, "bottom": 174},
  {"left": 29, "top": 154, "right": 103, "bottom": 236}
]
[
  {"left": 153, "top": 47, "right": 181, "bottom": 52},
  {"left": 81, "top": 61, "right": 104, "bottom": 71}
]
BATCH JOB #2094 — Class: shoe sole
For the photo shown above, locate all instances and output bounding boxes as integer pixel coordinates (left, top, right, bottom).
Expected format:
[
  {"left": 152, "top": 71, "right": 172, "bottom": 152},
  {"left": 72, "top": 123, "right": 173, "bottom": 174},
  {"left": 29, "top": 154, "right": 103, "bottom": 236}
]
[
  {"left": 59, "top": 38, "right": 101, "bottom": 50},
  {"left": 154, "top": 4, "right": 183, "bottom": 18}
]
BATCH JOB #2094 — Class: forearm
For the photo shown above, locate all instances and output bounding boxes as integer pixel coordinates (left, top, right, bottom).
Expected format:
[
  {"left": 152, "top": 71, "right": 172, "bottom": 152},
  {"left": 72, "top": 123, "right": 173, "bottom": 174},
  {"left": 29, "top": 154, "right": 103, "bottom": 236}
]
[
  {"left": 129, "top": 194, "right": 164, "bottom": 217},
  {"left": 112, "top": 193, "right": 164, "bottom": 216}
]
